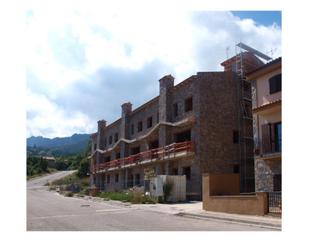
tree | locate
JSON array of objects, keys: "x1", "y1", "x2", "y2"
[
  {"x1": 77, "y1": 158, "x2": 89, "y2": 178},
  {"x1": 40, "y1": 157, "x2": 48, "y2": 172}
]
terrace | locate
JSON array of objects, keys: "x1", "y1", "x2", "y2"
[{"x1": 91, "y1": 141, "x2": 194, "y2": 173}]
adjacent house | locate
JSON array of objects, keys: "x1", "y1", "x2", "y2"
[
  {"x1": 90, "y1": 53, "x2": 263, "y2": 200},
  {"x1": 247, "y1": 57, "x2": 282, "y2": 192}
]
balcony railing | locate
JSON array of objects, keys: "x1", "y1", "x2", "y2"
[
  {"x1": 91, "y1": 141, "x2": 194, "y2": 173},
  {"x1": 254, "y1": 139, "x2": 281, "y2": 157}
]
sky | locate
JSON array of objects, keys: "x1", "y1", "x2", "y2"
[{"x1": 26, "y1": 3, "x2": 282, "y2": 138}]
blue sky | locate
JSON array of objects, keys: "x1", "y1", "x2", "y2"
[
  {"x1": 26, "y1": 5, "x2": 282, "y2": 138},
  {"x1": 232, "y1": 11, "x2": 281, "y2": 27}
]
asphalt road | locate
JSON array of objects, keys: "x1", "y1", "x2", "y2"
[{"x1": 27, "y1": 171, "x2": 273, "y2": 231}]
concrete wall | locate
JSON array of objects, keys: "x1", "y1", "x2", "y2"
[{"x1": 202, "y1": 174, "x2": 268, "y2": 215}]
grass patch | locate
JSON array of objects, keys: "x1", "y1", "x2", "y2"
[
  {"x1": 98, "y1": 191, "x2": 157, "y2": 204},
  {"x1": 48, "y1": 172, "x2": 90, "y2": 197},
  {"x1": 27, "y1": 168, "x2": 58, "y2": 181}
]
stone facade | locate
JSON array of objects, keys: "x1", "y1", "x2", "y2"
[{"x1": 90, "y1": 57, "x2": 258, "y2": 200}]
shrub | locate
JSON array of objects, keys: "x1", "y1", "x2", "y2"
[
  {"x1": 77, "y1": 158, "x2": 89, "y2": 178},
  {"x1": 163, "y1": 180, "x2": 174, "y2": 202},
  {"x1": 64, "y1": 191, "x2": 74, "y2": 197}
]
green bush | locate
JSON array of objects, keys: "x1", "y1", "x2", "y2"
[
  {"x1": 97, "y1": 191, "x2": 157, "y2": 204},
  {"x1": 77, "y1": 158, "x2": 89, "y2": 178},
  {"x1": 64, "y1": 192, "x2": 74, "y2": 197},
  {"x1": 163, "y1": 180, "x2": 174, "y2": 202}
]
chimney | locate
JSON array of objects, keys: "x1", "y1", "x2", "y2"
[
  {"x1": 121, "y1": 102, "x2": 132, "y2": 117},
  {"x1": 159, "y1": 74, "x2": 174, "y2": 89},
  {"x1": 120, "y1": 102, "x2": 132, "y2": 140},
  {"x1": 158, "y1": 74, "x2": 174, "y2": 147},
  {"x1": 97, "y1": 119, "x2": 106, "y2": 131},
  {"x1": 97, "y1": 120, "x2": 106, "y2": 151}
]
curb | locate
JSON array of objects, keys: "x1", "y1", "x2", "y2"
[{"x1": 176, "y1": 212, "x2": 281, "y2": 230}]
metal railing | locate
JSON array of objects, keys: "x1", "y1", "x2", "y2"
[
  {"x1": 268, "y1": 191, "x2": 281, "y2": 213},
  {"x1": 92, "y1": 141, "x2": 194, "y2": 173}
]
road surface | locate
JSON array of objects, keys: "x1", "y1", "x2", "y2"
[{"x1": 27, "y1": 171, "x2": 276, "y2": 231}]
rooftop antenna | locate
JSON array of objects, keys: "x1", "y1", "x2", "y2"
[
  {"x1": 266, "y1": 47, "x2": 277, "y2": 59},
  {"x1": 226, "y1": 46, "x2": 230, "y2": 60}
]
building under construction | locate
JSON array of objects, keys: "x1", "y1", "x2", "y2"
[{"x1": 90, "y1": 43, "x2": 270, "y2": 200}]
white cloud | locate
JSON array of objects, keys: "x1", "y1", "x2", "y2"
[
  {"x1": 27, "y1": 89, "x2": 95, "y2": 138},
  {"x1": 26, "y1": 3, "x2": 281, "y2": 138}
]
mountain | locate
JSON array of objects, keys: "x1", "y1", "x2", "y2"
[{"x1": 27, "y1": 133, "x2": 91, "y2": 157}]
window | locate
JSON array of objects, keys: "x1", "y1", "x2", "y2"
[
  {"x1": 233, "y1": 130, "x2": 239, "y2": 144},
  {"x1": 115, "y1": 173, "x2": 119, "y2": 183},
  {"x1": 109, "y1": 135, "x2": 112, "y2": 144},
  {"x1": 131, "y1": 146, "x2": 140, "y2": 155},
  {"x1": 138, "y1": 121, "x2": 143, "y2": 132},
  {"x1": 172, "y1": 168, "x2": 178, "y2": 175},
  {"x1": 131, "y1": 124, "x2": 134, "y2": 135},
  {"x1": 116, "y1": 152, "x2": 121, "y2": 159},
  {"x1": 173, "y1": 103, "x2": 178, "y2": 117},
  {"x1": 269, "y1": 74, "x2": 281, "y2": 94},
  {"x1": 157, "y1": 112, "x2": 159, "y2": 123},
  {"x1": 275, "y1": 122, "x2": 282, "y2": 152},
  {"x1": 233, "y1": 164, "x2": 240, "y2": 173},
  {"x1": 135, "y1": 174, "x2": 140, "y2": 185},
  {"x1": 147, "y1": 116, "x2": 153, "y2": 128},
  {"x1": 149, "y1": 140, "x2": 159, "y2": 149},
  {"x1": 104, "y1": 156, "x2": 111, "y2": 162},
  {"x1": 107, "y1": 175, "x2": 110, "y2": 184},
  {"x1": 261, "y1": 122, "x2": 282, "y2": 154},
  {"x1": 183, "y1": 167, "x2": 191, "y2": 180},
  {"x1": 94, "y1": 143, "x2": 97, "y2": 150},
  {"x1": 175, "y1": 129, "x2": 191, "y2": 143},
  {"x1": 185, "y1": 97, "x2": 193, "y2": 112},
  {"x1": 114, "y1": 133, "x2": 118, "y2": 143},
  {"x1": 103, "y1": 138, "x2": 107, "y2": 148},
  {"x1": 273, "y1": 174, "x2": 281, "y2": 191}
]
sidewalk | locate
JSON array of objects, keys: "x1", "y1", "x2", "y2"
[
  {"x1": 79, "y1": 196, "x2": 281, "y2": 230},
  {"x1": 131, "y1": 201, "x2": 281, "y2": 230}
]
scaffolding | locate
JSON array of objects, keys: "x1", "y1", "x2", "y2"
[{"x1": 234, "y1": 42, "x2": 272, "y2": 192}]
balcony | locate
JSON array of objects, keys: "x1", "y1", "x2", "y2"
[
  {"x1": 91, "y1": 141, "x2": 194, "y2": 174},
  {"x1": 254, "y1": 140, "x2": 281, "y2": 160}
]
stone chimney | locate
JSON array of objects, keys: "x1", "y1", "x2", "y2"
[
  {"x1": 159, "y1": 74, "x2": 174, "y2": 90},
  {"x1": 159, "y1": 75, "x2": 174, "y2": 123},
  {"x1": 121, "y1": 102, "x2": 132, "y2": 117},
  {"x1": 97, "y1": 119, "x2": 106, "y2": 131},
  {"x1": 158, "y1": 74, "x2": 174, "y2": 147},
  {"x1": 97, "y1": 119, "x2": 106, "y2": 151}
]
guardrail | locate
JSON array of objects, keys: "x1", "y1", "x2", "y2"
[{"x1": 92, "y1": 141, "x2": 194, "y2": 173}]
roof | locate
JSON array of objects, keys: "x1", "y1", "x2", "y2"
[
  {"x1": 246, "y1": 57, "x2": 281, "y2": 80},
  {"x1": 99, "y1": 74, "x2": 199, "y2": 130},
  {"x1": 252, "y1": 99, "x2": 281, "y2": 113}
]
